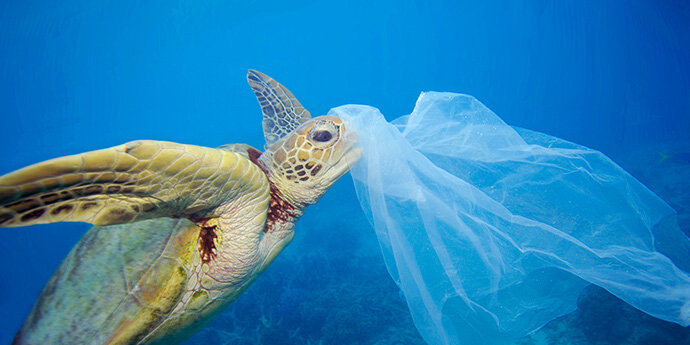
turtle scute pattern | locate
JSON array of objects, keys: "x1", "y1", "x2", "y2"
[
  {"x1": 14, "y1": 217, "x2": 203, "y2": 345},
  {"x1": 0, "y1": 140, "x2": 265, "y2": 228},
  {"x1": 11, "y1": 141, "x2": 273, "y2": 345}
]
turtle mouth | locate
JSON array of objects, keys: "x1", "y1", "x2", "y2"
[
  {"x1": 341, "y1": 146, "x2": 363, "y2": 169},
  {"x1": 331, "y1": 133, "x2": 362, "y2": 179}
]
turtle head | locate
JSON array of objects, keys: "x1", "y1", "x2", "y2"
[
  {"x1": 247, "y1": 70, "x2": 361, "y2": 209},
  {"x1": 259, "y1": 115, "x2": 361, "y2": 208}
]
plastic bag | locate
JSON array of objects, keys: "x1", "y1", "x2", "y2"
[{"x1": 330, "y1": 92, "x2": 690, "y2": 345}]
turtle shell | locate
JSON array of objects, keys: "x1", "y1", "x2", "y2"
[{"x1": 13, "y1": 217, "x2": 209, "y2": 345}]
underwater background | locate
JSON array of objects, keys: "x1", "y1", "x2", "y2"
[{"x1": 0, "y1": 1, "x2": 689, "y2": 344}]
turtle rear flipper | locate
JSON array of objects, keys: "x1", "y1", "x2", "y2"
[{"x1": 0, "y1": 140, "x2": 267, "y2": 227}]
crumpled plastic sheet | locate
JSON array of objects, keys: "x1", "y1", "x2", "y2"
[{"x1": 330, "y1": 92, "x2": 690, "y2": 345}]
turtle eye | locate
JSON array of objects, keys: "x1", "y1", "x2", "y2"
[
  {"x1": 312, "y1": 130, "x2": 333, "y2": 142},
  {"x1": 307, "y1": 119, "x2": 339, "y2": 147}
]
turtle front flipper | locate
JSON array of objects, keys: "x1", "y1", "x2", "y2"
[
  {"x1": 247, "y1": 69, "x2": 312, "y2": 149},
  {"x1": 0, "y1": 140, "x2": 267, "y2": 227}
]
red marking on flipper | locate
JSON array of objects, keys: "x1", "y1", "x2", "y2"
[
  {"x1": 247, "y1": 147, "x2": 262, "y2": 165},
  {"x1": 195, "y1": 219, "x2": 218, "y2": 264}
]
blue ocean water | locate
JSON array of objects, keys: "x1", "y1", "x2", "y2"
[{"x1": 0, "y1": 1, "x2": 688, "y2": 344}]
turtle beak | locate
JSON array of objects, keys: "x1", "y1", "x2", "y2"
[
  {"x1": 341, "y1": 143, "x2": 363, "y2": 169},
  {"x1": 331, "y1": 131, "x2": 362, "y2": 179}
]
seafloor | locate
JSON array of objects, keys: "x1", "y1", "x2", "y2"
[{"x1": 181, "y1": 141, "x2": 690, "y2": 345}]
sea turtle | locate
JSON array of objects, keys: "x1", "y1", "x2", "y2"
[{"x1": 0, "y1": 70, "x2": 361, "y2": 345}]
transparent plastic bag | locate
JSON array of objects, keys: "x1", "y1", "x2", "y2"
[{"x1": 331, "y1": 92, "x2": 690, "y2": 345}]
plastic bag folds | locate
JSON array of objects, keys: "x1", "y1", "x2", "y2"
[{"x1": 330, "y1": 92, "x2": 690, "y2": 345}]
